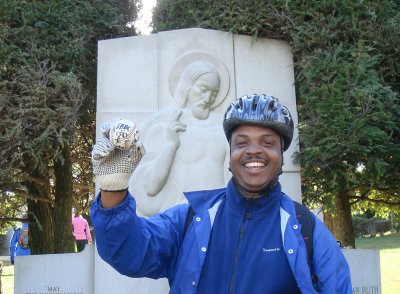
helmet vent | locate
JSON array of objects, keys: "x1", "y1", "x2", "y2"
[
  {"x1": 252, "y1": 97, "x2": 259, "y2": 111},
  {"x1": 237, "y1": 98, "x2": 243, "y2": 109},
  {"x1": 268, "y1": 98, "x2": 277, "y2": 111}
]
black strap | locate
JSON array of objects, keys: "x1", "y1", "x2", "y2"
[
  {"x1": 184, "y1": 206, "x2": 195, "y2": 236},
  {"x1": 294, "y1": 201, "x2": 321, "y2": 292},
  {"x1": 294, "y1": 202, "x2": 314, "y2": 269}
]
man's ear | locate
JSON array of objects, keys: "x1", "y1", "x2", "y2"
[
  {"x1": 228, "y1": 138, "x2": 233, "y2": 154},
  {"x1": 280, "y1": 137, "x2": 285, "y2": 166}
]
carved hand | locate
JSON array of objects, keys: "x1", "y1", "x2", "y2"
[{"x1": 165, "y1": 108, "x2": 186, "y2": 149}]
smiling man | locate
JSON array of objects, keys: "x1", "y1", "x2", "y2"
[
  {"x1": 91, "y1": 94, "x2": 352, "y2": 293},
  {"x1": 229, "y1": 125, "x2": 283, "y2": 197}
]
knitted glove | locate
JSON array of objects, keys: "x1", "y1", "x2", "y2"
[{"x1": 92, "y1": 121, "x2": 145, "y2": 191}]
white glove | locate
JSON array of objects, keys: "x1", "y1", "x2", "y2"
[{"x1": 92, "y1": 121, "x2": 145, "y2": 191}]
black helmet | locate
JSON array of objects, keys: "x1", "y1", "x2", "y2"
[{"x1": 223, "y1": 94, "x2": 294, "y2": 151}]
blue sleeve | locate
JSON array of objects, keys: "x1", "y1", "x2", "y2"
[
  {"x1": 90, "y1": 192, "x2": 188, "y2": 280},
  {"x1": 312, "y1": 217, "x2": 352, "y2": 293},
  {"x1": 9, "y1": 229, "x2": 19, "y2": 261}
]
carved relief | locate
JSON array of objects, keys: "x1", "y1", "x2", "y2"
[{"x1": 132, "y1": 54, "x2": 231, "y2": 216}]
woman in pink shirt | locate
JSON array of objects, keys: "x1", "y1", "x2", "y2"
[{"x1": 72, "y1": 211, "x2": 92, "y2": 252}]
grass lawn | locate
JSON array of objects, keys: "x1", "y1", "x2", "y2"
[
  {"x1": 1, "y1": 260, "x2": 14, "y2": 294},
  {"x1": 356, "y1": 231, "x2": 400, "y2": 294},
  {"x1": 1, "y1": 233, "x2": 399, "y2": 293}
]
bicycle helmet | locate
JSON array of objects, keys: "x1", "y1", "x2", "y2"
[{"x1": 223, "y1": 94, "x2": 294, "y2": 151}]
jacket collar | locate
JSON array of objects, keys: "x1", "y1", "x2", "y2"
[
  {"x1": 184, "y1": 178, "x2": 283, "y2": 216},
  {"x1": 226, "y1": 178, "x2": 282, "y2": 217},
  {"x1": 184, "y1": 187, "x2": 226, "y2": 214}
]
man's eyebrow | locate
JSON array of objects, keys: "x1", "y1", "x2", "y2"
[
  {"x1": 233, "y1": 133, "x2": 277, "y2": 138},
  {"x1": 232, "y1": 133, "x2": 248, "y2": 139},
  {"x1": 261, "y1": 134, "x2": 278, "y2": 138}
]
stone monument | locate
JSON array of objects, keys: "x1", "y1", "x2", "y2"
[
  {"x1": 94, "y1": 27, "x2": 300, "y2": 293},
  {"x1": 96, "y1": 28, "x2": 301, "y2": 211}
]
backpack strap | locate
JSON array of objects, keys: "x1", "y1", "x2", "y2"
[
  {"x1": 294, "y1": 202, "x2": 314, "y2": 268},
  {"x1": 294, "y1": 201, "x2": 321, "y2": 292},
  {"x1": 184, "y1": 206, "x2": 195, "y2": 236}
]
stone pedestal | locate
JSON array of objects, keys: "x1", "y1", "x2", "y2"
[
  {"x1": 14, "y1": 245, "x2": 94, "y2": 294},
  {"x1": 13, "y1": 246, "x2": 381, "y2": 293},
  {"x1": 343, "y1": 249, "x2": 382, "y2": 294}
]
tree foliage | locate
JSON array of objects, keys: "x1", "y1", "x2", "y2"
[
  {"x1": 0, "y1": 0, "x2": 140, "y2": 252},
  {"x1": 152, "y1": 0, "x2": 400, "y2": 247}
]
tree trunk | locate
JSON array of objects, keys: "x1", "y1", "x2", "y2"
[
  {"x1": 333, "y1": 190, "x2": 355, "y2": 248},
  {"x1": 26, "y1": 173, "x2": 54, "y2": 254},
  {"x1": 53, "y1": 144, "x2": 75, "y2": 253},
  {"x1": 323, "y1": 210, "x2": 334, "y2": 235}
]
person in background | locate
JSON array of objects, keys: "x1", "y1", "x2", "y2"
[
  {"x1": 9, "y1": 214, "x2": 31, "y2": 265},
  {"x1": 71, "y1": 210, "x2": 92, "y2": 252}
]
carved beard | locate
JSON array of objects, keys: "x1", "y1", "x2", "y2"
[{"x1": 190, "y1": 101, "x2": 211, "y2": 120}]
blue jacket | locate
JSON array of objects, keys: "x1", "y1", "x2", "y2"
[
  {"x1": 9, "y1": 223, "x2": 31, "y2": 264},
  {"x1": 91, "y1": 180, "x2": 352, "y2": 293}
]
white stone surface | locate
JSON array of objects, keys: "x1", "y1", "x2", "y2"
[
  {"x1": 94, "y1": 246, "x2": 168, "y2": 293},
  {"x1": 343, "y1": 249, "x2": 382, "y2": 294},
  {"x1": 97, "y1": 34, "x2": 159, "y2": 113},
  {"x1": 280, "y1": 172, "x2": 302, "y2": 203},
  {"x1": 14, "y1": 245, "x2": 94, "y2": 294},
  {"x1": 13, "y1": 246, "x2": 381, "y2": 294}
]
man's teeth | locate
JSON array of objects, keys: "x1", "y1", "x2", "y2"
[{"x1": 244, "y1": 162, "x2": 265, "y2": 168}]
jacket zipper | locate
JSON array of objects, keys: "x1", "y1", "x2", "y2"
[{"x1": 229, "y1": 201, "x2": 252, "y2": 294}]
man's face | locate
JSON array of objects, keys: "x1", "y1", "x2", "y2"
[
  {"x1": 229, "y1": 125, "x2": 283, "y2": 198},
  {"x1": 188, "y1": 72, "x2": 220, "y2": 120}
]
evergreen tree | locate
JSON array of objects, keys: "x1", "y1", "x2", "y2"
[
  {"x1": 0, "y1": 0, "x2": 140, "y2": 253},
  {"x1": 152, "y1": 0, "x2": 400, "y2": 247}
]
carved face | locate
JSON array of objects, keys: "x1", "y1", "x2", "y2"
[
  {"x1": 188, "y1": 71, "x2": 220, "y2": 120},
  {"x1": 229, "y1": 125, "x2": 283, "y2": 198}
]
